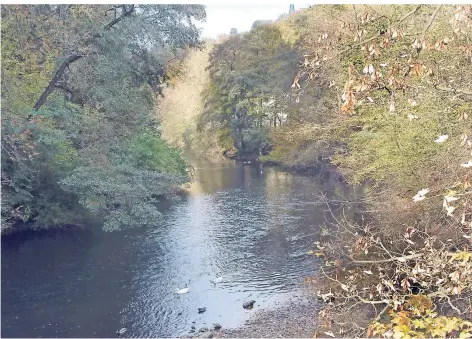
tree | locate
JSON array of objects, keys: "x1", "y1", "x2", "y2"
[
  {"x1": 230, "y1": 27, "x2": 238, "y2": 35},
  {"x1": 251, "y1": 20, "x2": 272, "y2": 30},
  {"x1": 1, "y1": 5, "x2": 206, "y2": 232},
  {"x1": 285, "y1": 5, "x2": 472, "y2": 336},
  {"x1": 200, "y1": 24, "x2": 299, "y2": 158}
]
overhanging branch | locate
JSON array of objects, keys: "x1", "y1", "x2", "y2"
[{"x1": 32, "y1": 5, "x2": 136, "y2": 111}]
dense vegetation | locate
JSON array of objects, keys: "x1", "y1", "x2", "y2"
[
  {"x1": 1, "y1": 5, "x2": 206, "y2": 232},
  {"x1": 3, "y1": 4, "x2": 472, "y2": 337},
  {"x1": 198, "y1": 24, "x2": 300, "y2": 159},
  {"x1": 178, "y1": 5, "x2": 472, "y2": 338}
]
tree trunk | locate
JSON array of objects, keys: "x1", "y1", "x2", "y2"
[
  {"x1": 33, "y1": 53, "x2": 83, "y2": 111},
  {"x1": 32, "y1": 5, "x2": 135, "y2": 111}
]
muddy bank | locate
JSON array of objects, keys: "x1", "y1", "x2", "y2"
[
  {"x1": 186, "y1": 292, "x2": 319, "y2": 338},
  {"x1": 221, "y1": 292, "x2": 319, "y2": 338}
]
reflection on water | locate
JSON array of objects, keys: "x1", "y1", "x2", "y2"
[{"x1": 1, "y1": 158, "x2": 360, "y2": 338}]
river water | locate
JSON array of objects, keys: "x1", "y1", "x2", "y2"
[{"x1": 1, "y1": 158, "x2": 360, "y2": 338}]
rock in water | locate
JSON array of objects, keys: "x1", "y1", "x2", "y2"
[
  {"x1": 199, "y1": 327, "x2": 209, "y2": 333},
  {"x1": 213, "y1": 323, "x2": 222, "y2": 330},
  {"x1": 198, "y1": 307, "x2": 206, "y2": 314},
  {"x1": 200, "y1": 332, "x2": 214, "y2": 338},
  {"x1": 242, "y1": 300, "x2": 256, "y2": 309},
  {"x1": 116, "y1": 328, "x2": 127, "y2": 335}
]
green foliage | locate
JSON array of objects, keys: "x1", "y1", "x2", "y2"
[
  {"x1": 125, "y1": 132, "x2": 189, "y2": 176},
  {"x1": 1, "y1": 5, "x2": 206, "y2": 233},
  {"x1": 60, "y1": 164, "x2": 187, "y2": 231},
  {"x1": 0, "y1": 6, "x2": 59, "y2": 114},
  {"x1": 200, "y1": 24, "x2": 300, "y2": 157},
  {"x1": 217, "y1": 126, "x2": 236, "y2": 152}
]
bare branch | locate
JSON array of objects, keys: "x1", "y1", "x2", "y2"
[
  {"x1": 350, "y1": 253, "x2": 422, "y2": 264},
  {"x1": 421, "y1": 5, "x2": 442, "y2": 43},
  {"x1": 339, "y1": 5, "x2": 422, "y2": 55}
]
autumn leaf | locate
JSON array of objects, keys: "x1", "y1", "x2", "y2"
[
  {"x1": 435, "y1": 135, "x2": 449, "y2": 143},
  {"x1": 461, "y1": 161, "x2": 472, "y2": 168}
]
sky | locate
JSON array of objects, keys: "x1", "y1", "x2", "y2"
[{"x1": 199, "y1": 4, "x2": 310, "y2": 39}]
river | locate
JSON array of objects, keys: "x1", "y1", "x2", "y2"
[{"x1": 1, "y1": 158, "x2": 360, "y2": 338}]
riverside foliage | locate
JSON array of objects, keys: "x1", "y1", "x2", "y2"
[
  {"x1": 1, "y1": 5, "x2": 206, "y2": 232},
  {"x1": 194, "y1": 4, "x2": 472, "y2": 337}
]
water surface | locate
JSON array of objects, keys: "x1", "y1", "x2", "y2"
[{"x1": 1, "y1": 159, "x2": 359, "y2": 337}]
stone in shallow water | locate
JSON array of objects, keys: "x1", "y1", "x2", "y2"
[
  {"x1": 243, "y1": 300, "x2": 256, "y2": 309},
  {"x1": 198, "y1": 307, "x2": 206, "y2": 314},
  {"x1": 213, "y1": 323, "x2": 222, "y2": 330},
  {"x1": 199, "y1": 327, "x2": 209, "y2": 333}
]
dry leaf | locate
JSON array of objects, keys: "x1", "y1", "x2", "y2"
[
  {"x1": 435, "y1": 135, "x2": 449, "y2": 143},
  {"x1": 461, "y1": 160, "x2": 472, "y2": 168}
]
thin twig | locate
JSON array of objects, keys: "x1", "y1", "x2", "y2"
[
  {"x1": 350, "y1": 253, "x2": 422, "y2": 264},
  {"x1": 421, "y1": 5, "x2": 442, "y2": 43},
  {"x1": 339, "y1": 5, "x2": 422, "y2": 55}
]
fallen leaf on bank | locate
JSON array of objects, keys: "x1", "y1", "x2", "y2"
[
  {"x1": 413, "y1": 188, "x2": 429, "y2": 202},
  {"x1": 461, "y1": 160, "x2": 472, "y2": 168},
  {"x1": 446, "y1": 206, "x2": 456, "y2": 216},
  {"x1": 418, "y1": 188, "x2": 430, "y2": 196},
  {"x1": 435, "y1": 135, "x2": 449, "y2": 143},
  {"x1": 413, "y1": 195, "x2": 426, "y2": 202},
  {"x1": 444, "y1": 195, "x2": 459, "y2": 203}
]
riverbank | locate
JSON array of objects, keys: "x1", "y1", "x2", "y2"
[
  {"x1": 183, "y1": 290, "x2": 320, "y2": 339},
  {"x1": 222, "y1": 293, "x2": 319, "y2": 338}
]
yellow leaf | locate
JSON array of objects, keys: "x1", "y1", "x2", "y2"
[
  {"x1": 430, "y1": 327, "x2": 447, "y2": 337},
  {"x1": 393, "y1": 325, "x2": 410, "y2": 339},
  {"x1": 412, "y1": 319, "x2": 426, "y2": 329}
]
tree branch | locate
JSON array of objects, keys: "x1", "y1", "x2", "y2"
[
  {"x1": 32, "y1": 5, "x2": 136, "y2": 111},
  {"x1": 103, "y1": 5, "x2": 134, "y2": 30},
  {"x1": 350, "y1": 253, "x2": 423, "y2": 264},
  {"x1": 33, "y1": 53, "x2": 83, "y2": 110},
  {"x1": 434, "y1": 84, "x2": 472, "y2": 96},
  {"x1": 421, "y1": 5, "x2": 442, "y2": 43},
  {"x1": 55, "y1": 83, "x2": 73, "y2": 94},
  {"x1": 339, "y1": 5, "x2": 422, "y2": 55}
]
